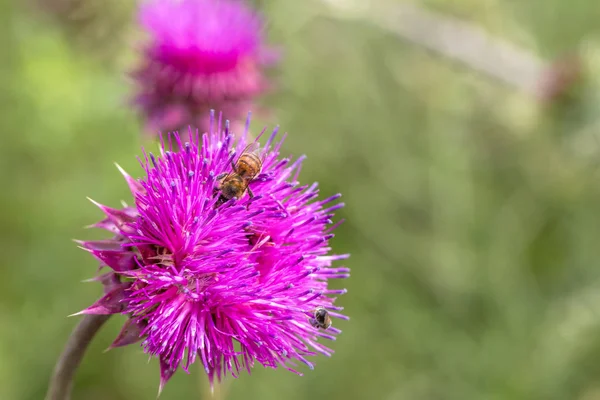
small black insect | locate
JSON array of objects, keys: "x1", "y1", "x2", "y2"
[{"x1": 309, "y1": 306, "x2": 332, "y2": 330}]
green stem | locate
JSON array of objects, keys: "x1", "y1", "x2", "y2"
[{"x1": 45, "y1": 314, "x2": 111, "y2": 400}]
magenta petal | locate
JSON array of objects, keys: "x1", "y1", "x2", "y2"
[
  {"x1": 115, "y1": 164, "x2": 145, "y2": 195},
  {"x1": 109, "y1": 318, "x2": 146, "y2": 349},
  {"x1": 137, "y1": 244, "x2": 159, "y2": 265},
  {"x1": 88, "y1": 198, "x2": 137, "y2": 234},
  {"x1": 76, "y1": 239, "x2": 122, "y2": 251},
  {"x1": 83, "y1": 272, "x2": 122, "y2": 294},
  {"x1": 86, "y1": 217, "x2": 118, "y2": 233},
  {"x1": 89, "y1": 249, "x2": 136, "y2": 272},
  {"x1": 158, "y1": 358, "x2": 178, "y2": 397},
  {"x1": 76, "y1": 283, "x2": 130, "y2": 315}
]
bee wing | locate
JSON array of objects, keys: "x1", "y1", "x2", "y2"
[
  {"x1": 234, "y1": 142, "x2": 262, "y2": 165},
  {"x1": 240, "y1": 142, "x2": 261, "y2": 156}
]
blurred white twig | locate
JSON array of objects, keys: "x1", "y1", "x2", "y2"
[{"x1": 323, "y1": 1, "x2": 553, "y2": 97}]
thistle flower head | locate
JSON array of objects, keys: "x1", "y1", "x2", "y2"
[
  {"x1": 77, "y1": 112, "x2": 349, "y2": 393},
  {"x1": 134, "y1": 0, "x2": 278, "y2": 136}
]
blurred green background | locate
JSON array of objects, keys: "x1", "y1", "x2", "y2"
[{"x1": 4, "y1": 0, "x2": 600, "y2": 399}]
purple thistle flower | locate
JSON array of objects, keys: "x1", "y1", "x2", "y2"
[
  {"x1": 133, "y1": 0, "x2": 278, "y2": 137},
  {"x1": 76, "y1": 112, "x2": 349, "y2": 394}
]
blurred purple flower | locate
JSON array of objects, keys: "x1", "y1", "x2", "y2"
[
  {"x1": 133, "y1": 0, "x2": 278, "y2": 137},
  {"x1": 76, "y1": 112, "x2": 349, "y2": 393}
]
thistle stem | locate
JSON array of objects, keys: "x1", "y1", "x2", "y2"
[{"x1": 46, "y1": 314, "x2": 111, "y2": 400}]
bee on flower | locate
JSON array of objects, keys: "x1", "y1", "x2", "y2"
[{"x1": 76, "y1": 111, "x2": 349, "y2": 394}]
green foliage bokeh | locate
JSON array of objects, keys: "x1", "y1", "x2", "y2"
[{"x1": 4, "y1": 0, "x2": 600, "y2": 399}]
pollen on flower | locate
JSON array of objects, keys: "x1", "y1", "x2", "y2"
[{"x1": 77, "y1": 111, "x2": 348, "y2": 392}]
